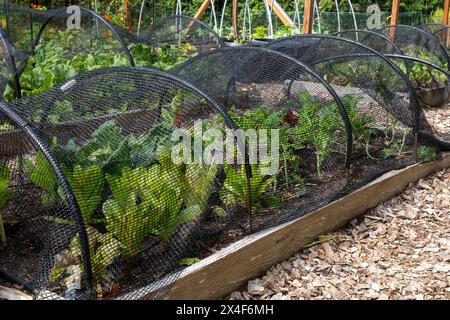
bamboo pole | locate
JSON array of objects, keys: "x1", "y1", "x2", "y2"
[
  {"x1": 267, "y1": 0, "x2": 294, "y2": 27},
  {"x1": 232, "y1": 0, "x2": 238, "y2": 39},
  {"x1": 302, "y1": 0, "x2": 314, "y2": 34}
]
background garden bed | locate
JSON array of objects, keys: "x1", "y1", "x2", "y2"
[{"x1": 120, "y1": 153, "x2": 450, "y2": 300}]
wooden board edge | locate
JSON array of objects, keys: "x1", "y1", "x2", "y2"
[{"x1": 151, "y1": 155, "x2": 450, "y2": 300}]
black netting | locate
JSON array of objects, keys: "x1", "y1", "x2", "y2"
[
  {"x1": 334, "y1": 29, "x2": 450, "y2": 108},
  {"x1": 387, "y1": 55, "x2": 450, "y2": 109},
  {"x1": 170, "y1": 46, "x2": 353, "y2": 233},
  {"x1": 0, "y1": 7, "x2": 225, "y2": 101},
  {"x1": 143, "y1": 15, "x2": 224, "y2": 53},
  {"x1": 0, "y1": 67, "x2": 238, "y2": 300},
  {"x1": 128, "y1": 15, "x2": 224, "y2": 70},
  {"x1": 0, "y1": 27, "x2": 23, "y2": 99},
  {"x1": 419, "y1": 23, "x2": 450, "y2": 51},
  {"x1": 333, "y1": 29, "x2": 403, "y2": 55},
  {"x1": 0, "y1": 5, "x2": 134, "y2": 101},
  {"x1": 0, "y1": 101, "x2": 92, "y2": 300},
  {"x1": 1, "y1": 5, "x2": 450, "y2": 301},
  {"x1": 376, "y1": 25, "x2": 450, "y2": 70},
  {"x1": 4, "y1": 5, "x2": 133, "y2": 62}
]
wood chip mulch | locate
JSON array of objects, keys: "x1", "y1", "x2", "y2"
[{"x1": 230, "y1": 168, "x2": 450, "y2": 300}]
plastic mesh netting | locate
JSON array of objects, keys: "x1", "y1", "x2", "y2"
[
  {"x1": 170, "y1": 46, "x2": 353, "y2": 233},
  {"x1": 333, "y1": 29, "x2": 403, "y2": 55},
  {"x1": 0, "y1": 5, "x2": 135, "y2": 101},
  {"x1": 142, "y1": 15, "x2": 224, "y2": 53},
  {"x1": 0, "y1": 8, "x2": 224, "y2": 101},
  {"x1": 419, "y1": 23, "x2": 450, "y2": 51},
  {"x1": 0, "y1": 67, "x2": 238, "y2": 300},
  {"x1": 0, "y1": 27, "x2": 22, "y2": 99},
  {"x1": 1, "y1": 10, "x2": 450, "y2": 301},
  {"x1": 334, "y1": 29, "x2": 450, "y2": 108}
]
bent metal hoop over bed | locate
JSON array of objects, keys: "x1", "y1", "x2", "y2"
[
  {"x1": 419, "y1": 23, "x2": 450, "y2": 49},
  {"x1": 3, "y1": 4, "x2": 134, "y2": 67},
  {"x1": 29, "y1": 7, "x2": 135, "y2": 66},
  {"x1": 333, "y1": 29, "x2": 403, "y2": 55},
  {"x1": 0, "y1": 66, "x2": 245, "y2": 300},
  {"x1": 170, "y1": 46, "x2": 353, "y2": 163}
]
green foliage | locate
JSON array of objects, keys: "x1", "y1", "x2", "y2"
[
  {"x1": 252, "y1": 26, "x2": 269, "y2": 39},
  {"x1": 381, "y1": 143, "x2": 402, "y2": 159},
  {"x1": 66, "y1": 165, "x2": 105, "y2": 223},
  {"x1": 399, "y1": 49, "x2": 449, "y2": 88},
  {"x1": 103, "y1": 153, "x2": 203, "y2": 255},
  {"x1": 0, "y1": 162, "x2": 15, "y2": 244},
  {"x1": 417, "y1": 146, "x2": 438, "y2": 163},
  {"x1": 70, "y1": 226, "x2": 123, "y2": 281},
  {"x1": 296, "y1": 91, "x2": 338, "y2": 178},
  {"x1": 24, "y1": 151, "x2": 61, "y2": 207},
  {"x1": 4, "y1": 30, "x2": 196, "y2": 101},
  {"x1": 381, "y1": 124, "x2": 411, "y2": 159},
  {"x1": 221, "y1": 164, "x2": 275, "y2": 209},
  {"x1": 4, "y1": 29, "x2": 131, "y2": 101}
]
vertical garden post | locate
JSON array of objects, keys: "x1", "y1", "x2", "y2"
[
  {"x1": 125, "y1": 0, "x2": 132, "y2": 30},
  {"x1": 389, "y1": 0, "x2": 400, "y2": 40},
  {"x1": 390, "y1": 0, "x2": 400, "y2": 26},
  {"x1": 303, "y1": 0, "x2": 314, "y2": 34}
]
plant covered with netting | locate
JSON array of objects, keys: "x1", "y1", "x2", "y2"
[
  {"x1": 0, "y1": 4, "x2": 223, "y2": 101},
  {"x1": 0, "y1": 67, "x2": 244, "y2": 299},
  {"x1": 376, "y1": 25, "x2": 450, "y2": 70},
  {"x1": 264, "y1": 34, "x2": 450, "y2": 144},
  {"x1": 334, "y1": 28, "x2": 450, "y2": 108},
  {"x1": 170, "y1": 46, "x2": 354, "y2": 233}
]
